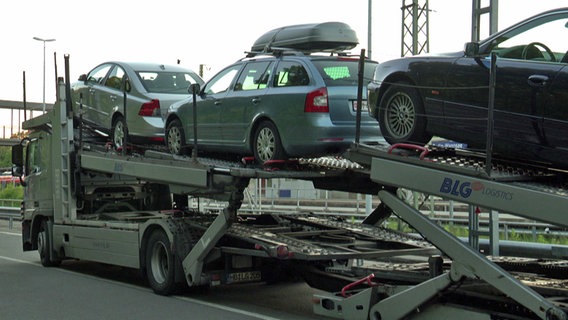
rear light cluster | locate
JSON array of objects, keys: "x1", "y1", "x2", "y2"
[
  {"x1": 138, "y1": 99, "x2": 161, "y2": 116},
  {"x1": 305, "y1": 87, "x2": 329, "y2": 113}
]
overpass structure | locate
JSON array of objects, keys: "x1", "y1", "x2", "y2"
[{"x1": 0, "y1": 99, "x2": 52, "y2": 143}]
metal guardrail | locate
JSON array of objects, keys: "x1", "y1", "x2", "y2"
[
  {"x1": 0, "y1": 199, "x2": 21, "y2": 207},
  {"x1": 0, "y1": 206, "x2": 20, "y2": 230}
]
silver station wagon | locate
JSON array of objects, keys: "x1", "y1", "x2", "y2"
[
  {"x1": 165, "y1": 22, "x2": 383, "y2": 163},
  {"x1": 71, "y1": 62, "x2": 203, "y2": 148}
]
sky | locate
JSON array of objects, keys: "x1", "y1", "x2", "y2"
[{"x1": 1, "y1": 0, "x2": 567, "y2": 126}]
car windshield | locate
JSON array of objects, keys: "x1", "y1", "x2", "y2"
[
  {"x1": 312, "y1": 58, "x2": 378, "y2": 86},
  {"x1": 138, "y1": 71, "x2": 201, "y2": 94},
  {"x1": 486, "y1": 12, "x2": 568, "y2": 61}
]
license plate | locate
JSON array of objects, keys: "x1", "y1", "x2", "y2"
[
  {"x1": 352, "y1": 100, "x2": 368, "y2": 112},
  {"x1": 227, "y1": 271, "x2": 262, "y2": 283}
]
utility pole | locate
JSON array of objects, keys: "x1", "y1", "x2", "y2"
[
  {"x1": 471, "y1": 0, "x2": 499, "y2": 41},
  {"x1": 401, "y1": 0, "x2": 429, "y2": 57},
  {"x1": 33, "y1": 37, "x2": 56, "y2": 113}
]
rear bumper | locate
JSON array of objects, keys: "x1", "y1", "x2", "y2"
[{"x1": 281, "y1": 124, "x2": 384, "y2": 158}]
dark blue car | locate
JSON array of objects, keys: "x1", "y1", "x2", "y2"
[{"x1": 368, "y1": 8, "x2": 568, "y2": 168}]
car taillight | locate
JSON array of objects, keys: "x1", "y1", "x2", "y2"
[
  {"x1": 305, "y1": 87, "x2": 329, "y2": 113},
  {"x1": 138, "y1": 99, "x2": 161, "y2": 116}
]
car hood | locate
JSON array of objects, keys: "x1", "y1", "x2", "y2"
[
  {"x1": 420, "y1": 50, "x2": 464, "y2": 58},
  {"x1": 383, "y1": 50, "x2": 464, "y2": 63},
  {"x1": 374, "y1": 51, "x2": 464, "y2": 82}
]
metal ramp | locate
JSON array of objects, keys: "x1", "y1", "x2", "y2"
[{"x1": 312, "y1": 144, "x2": 568, "y2": 320}]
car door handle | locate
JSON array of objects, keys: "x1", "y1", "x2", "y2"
[
  {"x1": 110, "y1": 95, "x2": 117, "y2": 101},
  {"x1": 214, "y1": 100, "x2": 222, "y2": 105},
  {"x1": 88, "y1": 88, "x2": 96, "y2": 94},
  {"x1": 251, "y1": 97, "x2": 261, "y2": 104},
  {"x1": 527, "y1": 74, "x2": 549, "y2": 88}
]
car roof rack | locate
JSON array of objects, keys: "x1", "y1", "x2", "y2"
[
  {"x1": 244, "y1": 47, "x2": 351, "y2": 58},
  {"x1": 247, "y1": 22, "x2": 359, "y2": 58}
]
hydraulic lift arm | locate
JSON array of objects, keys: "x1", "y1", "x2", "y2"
[
  {"x1": 181, "y1": 178, "x2": 249, "y2": 286},
  {"x1": 373, "y1": 190, "x2": 566, "y2": 320}
]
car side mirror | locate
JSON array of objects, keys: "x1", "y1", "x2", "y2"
[
  {"x1": 78, "y1": 74, "x2": 87, "y2": 82},
  {"x1": 124, "y1": 79, "x2": 132, "y2": 93},
  {"x1": 189, "y1": 83, "x2": 201, "y2": 95},
  {"x1": 464, "y1": 42, "x2": 480, "y2": 57}
]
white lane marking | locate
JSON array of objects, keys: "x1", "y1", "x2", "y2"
[
  {"x1": 0, "y1": 251, "x2": 281, "y2": 320},
  {"x1": 0, "y1": 255, "x2": 39, "y2": 266},
  {"x1": 0, "y1": 231, "x2": 21, "y2": 236},
  {"x1": 175, "y1": 295, "x2": 282, "y2": 320}
]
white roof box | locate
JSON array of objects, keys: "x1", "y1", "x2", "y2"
[{"x1": 251, "y1": 22, "x2": 358, "y2": 53}]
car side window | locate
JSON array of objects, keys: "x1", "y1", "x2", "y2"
[
  {"x1": 87, "y1": 64, "x2": 112, "y2": 84},
  {"x1": 104, "y1": 66, "x2": 125, "y2": 90},
  {"x1": 234, "y1": 61, "x2": 273, "y2": 91},
  {"x1": 204, "y1": 65, "x2": 241, "y2": 95},
  {"x1": 138, "y1": 71, "x2": 201, "y2": 93},
  {"x1": 490, "y1": 16, "x2": 568, "y2": 63},
  {"x1": 273, "y1": 62, "x2": 310, "y2": 87}
]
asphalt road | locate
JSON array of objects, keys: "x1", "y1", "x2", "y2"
[{"x1": 0, "y1": 222, "x2": 330, "y2": 320}]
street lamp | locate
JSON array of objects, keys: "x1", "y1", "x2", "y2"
[{"x1": 33, "y1": 36, "x2": 56, "y2": 112}]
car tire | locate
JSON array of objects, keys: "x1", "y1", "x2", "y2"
[
  {"x1": 253, "y1": 121, "x2": 286, "y2": 163},
  {"x1": 378, "y1": 82, "x2": 432, "y2": 145},
  {"x1": 112, "y1": 116, "x2": 128, "y2": 149},
  {"x1": 38, "y1": 219, "x2": 61, "y2": 267},
  {"x1": 145, "y1": 229, "x2": 179, "y2": 295},
  {"x1": 166, "y1": 119, "x2": 187, "y2": 155}
]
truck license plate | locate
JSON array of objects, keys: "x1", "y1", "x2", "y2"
[{"x1": 227, "y1": 271, "x2": 262, "y2": 283}]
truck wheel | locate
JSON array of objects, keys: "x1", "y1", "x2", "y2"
[
  {"x1": 166, "y1": 119, "x2": 187, "y2": 155},
  {"x1": 253, "y1": 121, "x2": 286, "y2": 163},
  {"x1": 379, "y1": 82, "x2": 432, "y2": 145},
  {"x1": 38, "y1": 219, "x2": 61, "y2": 267},
  {"x1": 146, "y1": 229, "x2": 178, "y2": 295}
]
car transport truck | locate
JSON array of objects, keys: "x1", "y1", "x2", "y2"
[{"x1": 12, "y1": 49, "x2": 568, "y2": 320}]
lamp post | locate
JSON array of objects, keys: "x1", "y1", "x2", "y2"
[{"x1": 33, "y1": 36, "x2": 56, "y2": 113}]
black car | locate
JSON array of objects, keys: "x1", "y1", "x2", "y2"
[{"x1": 368, "y1": 8, "x2": 568, "y2": 168}]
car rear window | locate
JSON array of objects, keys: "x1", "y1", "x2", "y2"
[
  {"x1": 138, "y1": 71, "x2": 201, "y2": 94},
  {"x1": 311, "y1": 59, "x2": 378, "y2": 86}
]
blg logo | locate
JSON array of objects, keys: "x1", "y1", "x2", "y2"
[{"x1": 439, "y1": 178, "x2": 483, "y2": 199}]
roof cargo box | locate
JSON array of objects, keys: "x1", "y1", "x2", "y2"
[{"x1": 251, "y1": 22, "x2": 358, "y2": 53}]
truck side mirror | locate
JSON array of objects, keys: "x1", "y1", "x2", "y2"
[
  {"x1": 78, "y1": 74, "x2": 88, "y2": 82},
  {"x1": 11, "y1": 143, "x2": 27, "y2": 186},
  {"x1": 11, "y1": 165, "x2": 23, "y2": 177},
  {"x1": 12, "y1": 144, "x2": 24, "y2": 168}
]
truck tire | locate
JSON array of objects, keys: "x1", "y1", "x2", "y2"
[
  {"x1": 146, "y1": 229, "x2": 178, "y2": 295},
  {"x1": 38, "y1": 219, "x2": 61, "y2": 267}
]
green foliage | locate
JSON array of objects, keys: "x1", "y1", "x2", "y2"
[
  {"x1": 385, "y1": 218, "x2": 568, "y2": 245},
  {"x1": 0, "y1": 146, "x2": 12, "y2": 168},
  {"x1": 0, "y1": 184, "x2": 23, "y2": 206},
  {"x1": 444, "y1": 225, "x2": 469, "y2": 238}
]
